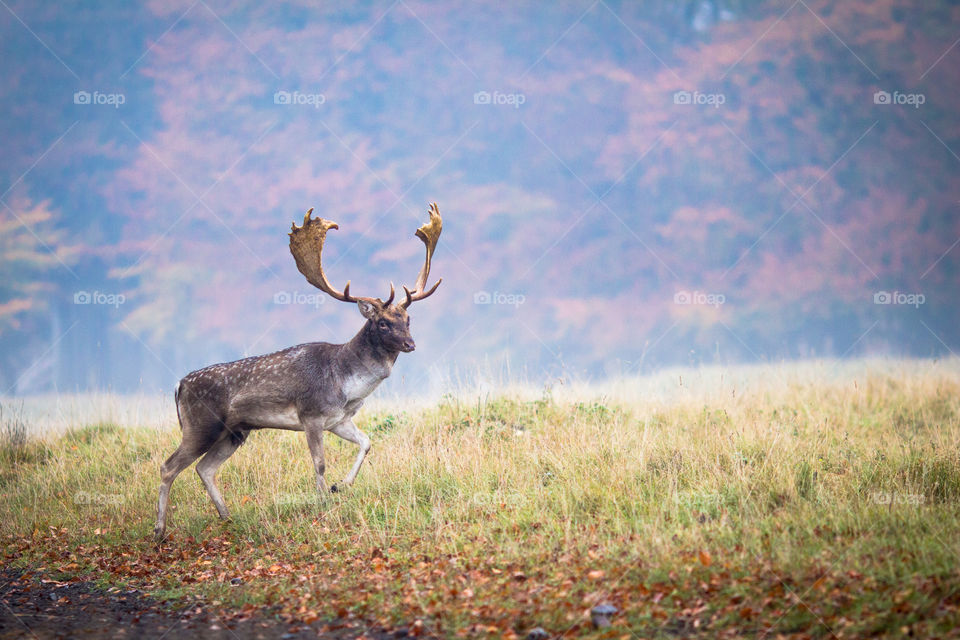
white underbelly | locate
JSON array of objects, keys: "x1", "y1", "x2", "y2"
[{"x1": 241, "y1": 405, "x2": 302, "y2": 430}]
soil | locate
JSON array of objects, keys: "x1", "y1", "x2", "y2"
[{"x1": 0, "y1": 570, "x2": 401, "y2": 640}]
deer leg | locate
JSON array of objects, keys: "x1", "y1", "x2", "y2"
[
  {"x1": 196, "y1": 431, "x2": 245, "y2": 520},
  {"x1": 328, "y1": 419, "x2": 371, "y2": 489},
  {"x1": 304, "y1": 425, "x2": 328, "y2": 492},
  {"x1": 155, "y1": 439, "x2": 212, "y2": 541}
]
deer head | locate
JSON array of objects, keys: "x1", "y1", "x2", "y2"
[{"x1": 288, "y1": 203, "x2": 443, "y2": 353}]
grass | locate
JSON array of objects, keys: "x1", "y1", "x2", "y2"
[{"x1": 2, "y1": 359, "x2": 960, "y2": 637}]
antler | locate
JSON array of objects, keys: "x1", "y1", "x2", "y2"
[
  {"x1": 289, "y1": 208, "x2": 394, "y2": 305},
  {"x1": 401, "y1": 202, "x2": 443, "y2": 308}
]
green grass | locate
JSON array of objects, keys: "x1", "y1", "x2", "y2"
[{"x1": 2, "y1": 360, "x2": 960, "y2": 637}]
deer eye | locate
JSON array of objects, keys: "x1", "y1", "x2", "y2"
[{"x1": 378, "y1": 321, "x2": 388, "y2": 330}]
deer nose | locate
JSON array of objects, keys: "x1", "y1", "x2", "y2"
[{"x1": 403, "y1": 339, "x2": 416, "y2": 352}]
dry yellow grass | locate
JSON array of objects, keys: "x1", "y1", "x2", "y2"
[{"x1": 2, "y1": 357, "x2": 959, "y2": 636}]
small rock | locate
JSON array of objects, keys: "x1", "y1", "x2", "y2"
[
  {"x1": 230, "y1": 577, "x2": 243, "y2": 586},
  {"x1": 49, "y1": 592, "x2": 57, "y2": 601},
  {"x1": 590, "y1": 603, "x2": 618, "y2": 628},
  {"x1": 527, "y1": 627, "x2": 549, "y2": 640},
  {"x1": 394, "y1": 628, "x2": 409, "y2": 638},
  {"x1": 280, "y1": 634, "x2": 296, "y2": 640}
]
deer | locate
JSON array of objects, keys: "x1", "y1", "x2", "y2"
[{"x1": 153, "y1": 203, "x2": 443, "y2": 540}]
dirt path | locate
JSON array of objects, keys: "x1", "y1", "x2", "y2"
[{"x1": 0, "y1": 571, "x2": 398, "y2": 640}]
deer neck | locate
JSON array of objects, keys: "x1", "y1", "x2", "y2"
[{"x1": 341, "y1": 321, "x2": 399, "y2": 381}]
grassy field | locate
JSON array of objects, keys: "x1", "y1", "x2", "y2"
[{"x1": 2, "y1": 359, "x2": 960, "y2": 638}]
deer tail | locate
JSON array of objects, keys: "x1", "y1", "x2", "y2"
[{"x1": 174, "y1": 382, "x2": 183, "y2": 431}]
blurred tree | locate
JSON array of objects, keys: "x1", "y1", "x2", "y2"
[
  {"x1": 538, "y1": 0, "x2": 960, "y2": 365},
  {"x1": 4, "y1": 0, "x2": 958, "y2": 390},
  {"x1": 0, "y1": 198, "x2": 77, "y2": 391},
  {"x1": 0, "y1": 199, "x2": 74, "y2": 335}
]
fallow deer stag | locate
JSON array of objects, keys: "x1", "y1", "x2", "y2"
[{"x1": 154, "y1": 203, "x2": 443, "y2": 540}]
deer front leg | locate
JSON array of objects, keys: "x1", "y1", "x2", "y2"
[
  {"x1": 304, "y1": 425, "x2": 328, "y2": 493},
  {"x1": 328, "y1": 419, "x2": 371, "y2": 490}
]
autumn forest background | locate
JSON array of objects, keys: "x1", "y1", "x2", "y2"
[{"x1": 2, "y1": 0, "x2": 958, "y2": 394}]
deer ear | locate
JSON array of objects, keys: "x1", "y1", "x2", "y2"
[{"x1": 357, "y1": 300, "x2": 378, "y2": 319}]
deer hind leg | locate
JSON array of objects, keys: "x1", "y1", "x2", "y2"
[
  {"x1": 155, "y1": 398, "x2": 224, "y2": 541},
  {"x1": 155, "y1": 433, "x2": 218, "y2": 541},
  {"x1": 328, "y1": 419, "x2": 371, "y2": 490},
  {"x1": 196, "y1": 429, "x2": 246, "y2": 520}
]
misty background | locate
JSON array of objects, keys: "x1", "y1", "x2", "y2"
[{"x1": 2, "y1": 0, "x2": 958, "y2": 397}]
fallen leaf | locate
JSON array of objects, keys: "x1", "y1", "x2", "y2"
[{"x1": 699, "y1": 550, "x2": 713, "y2": 567}]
